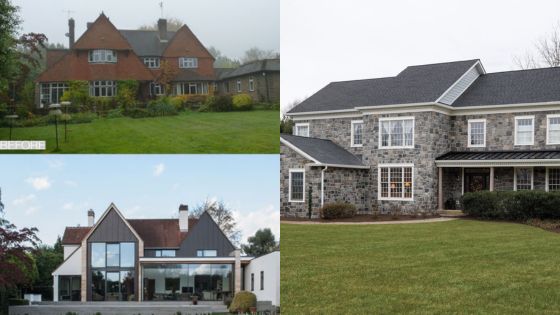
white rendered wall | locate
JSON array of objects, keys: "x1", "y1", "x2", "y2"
[
  {"x1": 63, "y1": 245, "x2": 79, "y2": 260},
  {"x1": 244, "y1": 251, "x2": 280, "y2": 306},
  {"x1": 52, "y1": 246, "x2": 82, "y2": 302}
]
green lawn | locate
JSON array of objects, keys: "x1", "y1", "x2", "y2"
[
  {"x1": 0, "y1": 110, "x2": 279, "y2": 153},
  {"x1": 281, "y1": 220, "x2": 560, "y2": 314}
]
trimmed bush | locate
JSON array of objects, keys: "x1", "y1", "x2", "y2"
[
  {"x1": 116, "y1": 80, "x2": 139, "y2": 110},
  {"x1": 8, "y1": 298, "x2": 29, "y2": 306},
  {"x1": 462, "y1": 191, "x2": 560, "y2": 220},
  {"x1": 202, "y1": 95, "x2": 232, "y2": 112},
  {"x1": 228, "y1": 291, "x2": 256, "y2": 313},
  {"x1": 124, "y1": 108, "x2": 151, "y2": 118},
  {"x1": 320, "y1": 202, "x2": 357, "y2": 219},
  {"x1": 147, "y1": 97, "x2": 178, "y2": 117},
  {"x1": 232, "y1": 93, "x2": 253, "y2": 111}
]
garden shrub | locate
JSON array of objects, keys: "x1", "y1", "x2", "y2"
[
  {"x1": 8, "y1": 298, "x2": 29, "y2": 306},
  {"x1": 228, "y1": 291, "x2": 256, "y2": 313},
  {"x1": 61, "y1": 81, "x2": 90, "y2": 109},
  {"x1": 116, "y1": 80, "x2": 139, "y2": 110},
  {"x1": 462, "y1": 191, "x2": 560, "y2": 220},
  {"x1": 232, "y1": 93, "x2": 253, "y2": 111},
  {"x1": 147, "y1": 97, "x2": 178, "y2": 117},
  {"x1": 124, "y1": 108, "x2": 151, "y2": 118},
  {"x1": 106, "y1": 108, "x2": 124, "y2": 119},
  {"x1": 202, "y1": 95, "x2": 232, "y2": 112},
  {"x1": 185, "y1": 95, "x2": 207, "y2": 109},
  {"x1": 320, "y1": 201, "x2": 357, "y2": 219},
  {"x1": 0, "y1": 103, "x2": 7, "y2": 118},
  {"x1": 170, "y1": 96, "x2": 185, "y2": 111}
]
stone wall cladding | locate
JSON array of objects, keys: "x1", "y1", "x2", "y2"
[
  {"x1": 323, "y1": 168, "x2": 371, "y2": 214},
  {"x1": 280, "y1": 143, "x2": 314, "y2": 217}
]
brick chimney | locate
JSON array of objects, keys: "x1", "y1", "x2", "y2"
[
  {"x1": 179, "y1": 204, "x2": 189, "y2": 231},
  {"x1": 87, "y1": 209, "x2": 95, "y2": 227},
  {"x1": 158, "y1": 18, "x2": 168, "y2": 42},
  {"x1": 67, "y1": 18, "x2": 75, "y2": 48}
]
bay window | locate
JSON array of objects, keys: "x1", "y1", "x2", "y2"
[
  {"x1": 379, "y1": 117, "x2": 414, "y2": 148},
  {"x1": 378, "y1": 164, "x2": 413, "y2": 200},
  {"x1": 40, "y1": 82, "x2": 68, "y2": 106},
  {"x1": 468, "y1": 119, "x2": 486, "y2": 147},
  {"x1": 90, "y1": 81, "x2": 116, "y2": 97},
  {"x1": 89, "y1": 50, "x2": 117, "y2": 63},
  {"x1": 514, "y1": 116, "x2": 534, "y2": 145}
]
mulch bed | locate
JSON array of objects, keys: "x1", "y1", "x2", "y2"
[{"x1": 281, "y1": 214, "x2": 441, "y2": 223}]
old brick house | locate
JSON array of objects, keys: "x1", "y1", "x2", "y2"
[
  {"x1": 217, "y1": 59, "x2": 280, "y2": 103},
  {"x1": 281, "y1": 59, "x2": 560, "y2": 217}
]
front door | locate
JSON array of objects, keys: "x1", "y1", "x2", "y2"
[{"x1": 464, "y1": 169, "x2": 490, "y2": 193}]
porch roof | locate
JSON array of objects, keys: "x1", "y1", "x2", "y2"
[{"x1": 435, "y1": 150, "x2": 560, "y2": 167}]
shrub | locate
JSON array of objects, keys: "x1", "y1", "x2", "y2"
[
  {"x1": 319, "y1": 201, "x2": 357, "y2": 219},
  {"x1": 232, "y1": 93, "x2": 253, "y2": 111},
  {"x1": 202, "y1": 95, "x2": 232, "y2": 112},
  {"x1": 61, "y1": 81, "x2": 90, "y2": 108},
  {"x1": 116, "y1": 80, "x2": 139, "y2": 110},
  {"x1": 147, "y1": 97, "x2": 178, "y2": 117},
  {"x1": 462, "y1": 191, "x2": 560, "y2": 220},
  {"x1": 91, "y1": 97, "x2": 117, "y2": 113},
  {"x1": 8, "y1": 298, "x2": 29, "y2": 306},
  {"x1": 170, "y1": 96, "x2": 185, "y2": 111},
  {"x1": 0, "y1": 103, "x2": 7, "y2": 118},
  {"x1": 124, "y1": 108, "x2": 151, "y2": 118},
  {"x1": 228, "y1": 291, "x2": 256, "y2": 313},
  {"x1": 106, "y1": 108, "x2": 124, "y2": 119}
]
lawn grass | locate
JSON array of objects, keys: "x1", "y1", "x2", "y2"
[
  {"x1": 281, "y1": 219, "x2": 560, "y2": 314},
  {"x1": 0, "y1": 110, "x2": 279, "y2": 153}
]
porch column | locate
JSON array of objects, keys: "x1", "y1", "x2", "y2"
[
  {"x1": 234, "y1": 249, "x2": 241, "y2": 293},
  {"x1": 438, "y1": 167, "x2": 443, "y2": 210},
  {"x1": 53, "y1": 275, "x2": 59, "y2": 302},
  {"x1": 490, "y1": 167, "x2": 495, "y2": 191}
]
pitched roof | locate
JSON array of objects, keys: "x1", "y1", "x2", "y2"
[
  {"x1": 436, "y1": 150, "x2": 560, "y2": 161},
  {"x1": 218, "y1": 59, "x2": 280, "y2": 80},
  {"x1": 119, "y1": 30, "x2": 176, "y2": 56},
  {"x1": 281, "y1": 134, "x2": 367, "y2": 168},
  {"x1": 72, "y1": 13, "x2": 133, "y2": 50},
  {"x1": 62, "y1": 227, "x2": 91, "y2": 245},
  {"x1": 289, "y1": 59, "x2": 479, "y2": 113}
]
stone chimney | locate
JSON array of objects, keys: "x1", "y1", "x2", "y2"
[
  {"x1": 67, "y1": 18, "x2": 75, "y2": 48},
  {"x1": 158, "y1": 18, "x2": 168, "y2": 42},
  {"x1": 87, "y1": 209, "x2": 95, "y2": 227},
  {"x1": 179, "y1": 204, "x2": 189, "y2": 232}
]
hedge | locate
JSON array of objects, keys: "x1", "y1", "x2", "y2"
[
  {"x1": 319, "y1": 202, "x2": 357, "y2": 219},
  {"x1": 462, "y1": 190, "x2": 560, "y2": 220},
  {"x1": 228, "y1": 291, "x2": 256, "y2": 313}
]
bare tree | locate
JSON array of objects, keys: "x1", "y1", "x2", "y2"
[
  {"x1": 190, "y1": 198, "x2": 241, "y2": 245},
  {"x1": 514, "y1": 23, "x2": 560, "y2": 69},
  {"x1": 241, "y1": 47, "x2": 278, "y2": 64},
  {"x1": 207, "y1": 46, "x2": 240, "y2": 68},
  {"x1": 139, "y1": 17, "x2": 184, "y2": 32},
  {"x1": 280, "y1": 98, "x2": 304, "y2": 134}
]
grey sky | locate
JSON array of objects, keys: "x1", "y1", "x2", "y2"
[
  {"x1": 13, "y1": 0, "x2": 279, "y2": 59},
  {"x1": 281, "y1": 0, "x2": 560, "y2": 110}
]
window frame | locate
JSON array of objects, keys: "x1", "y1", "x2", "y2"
[
  {"x1": 514, "y1": 115, "x2": 535, "y2": 146},
  {"x1": 546, "y1": 167, "x2": 560, "y2": 192},
  {"x1": 378, "y1": 116, "x2": 415, "y2": 149},
  {"x1": 89, "y1": 80, "x2": 117, "y2": 97},
  {"x1": 514, "y1": 167, "x2": 534, "y2": 191},
  {"x1": 236, "y1": 80, "x2": 242, "y2": 92},
  {"x1": 351, "y1": 120, "x2": 364, "y2": 148},
  {"x1": 288, "y1": 168, "x2": 305, "y2": 203},
  {"x1": 88, "y1": 49, "x2": 117, "y2": 64},
  {"x1": 143, "y1": 57, "x2": 160, "y2": 69},
  {"x1": 294, "y1": 123, "x2": 310, "y2": 137},
  {"x1": 249, "y1": 77, "x2": 255, "y2": 92},
  {"x1": 467, "y1": 119, "x2": 486, "y2": 148},
  {"x1": 250, "y1": 273, "x2": 254, "y2": 291},
  {"x1": 196, "y1": 249, "x2": 218, "y2": 257},
  {"x1": 260, "y1": 271, "x2": 264, "y2": 290},
  {"x1": 377, "y1": 163, "x2": 414, "y2": 201},
  {"x1": 179, "y1": 57, "x2": 198, "y2": 69},
  {"x1": 546, "y1": 114, "x2": 560, "y2": 145}
]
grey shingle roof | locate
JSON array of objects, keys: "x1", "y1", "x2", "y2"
[
  {"x1": 289, "y1": 59, "x2": 479, "y2": 113},
  {"x1": 281, "y1": 134, "x2": 367, "y2": 167},
  {"x1": 218, "y1": 59, "x2": 280, "y2": 80},
  {"x1": 119, "y1": 30, "x2": 176, "y2": 56},
  {"x1": 453, "y1": 67, "x2": 560, "y2": 107},
  {"x1": 436, "y1": 150, "x2": 560, "y2": 161}
]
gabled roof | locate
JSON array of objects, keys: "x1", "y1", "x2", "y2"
[
  {"x1": 281, "y1": 134, "x2": 368, "y2": 168},
  {"x1": 119, "y1": 30, "x2": 176, "y2": 56},
  {"x1": 62, "y1": 227, "x2": 90, "y2": 245},
  {"x1": 72, "y1": 13, "x2": 133, "y2": 50},
  {"x1": 128, "y1": 218, "x2": 198, "y2": 248},
  {"x1": 218, "y1": 59, "x2": 280, "y2": 80}
]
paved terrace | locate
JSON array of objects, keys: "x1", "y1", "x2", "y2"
[{"x1": 9, "y1": 301, "x2": 227, "y2": 315}]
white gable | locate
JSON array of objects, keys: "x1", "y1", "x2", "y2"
[
  {"x1": 438, "y1": 61, "x2": 485, "y2": 105},
  {"x1": 53, "y1": 246, "x2": 82, "y2": 276}
]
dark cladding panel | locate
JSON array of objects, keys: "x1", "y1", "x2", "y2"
[
  {"x1": 177, "y1": 212, "x2": 235, "y2": 257},
  {"x1": 88, "y1": 208, "x2": 138, "y2": 243}
]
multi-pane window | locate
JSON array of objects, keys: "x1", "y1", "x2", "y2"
[
  {"x1": 90, "y1": 81, "x2": 116, "y2": 97},
  {"x1": 155, "y1": 249, "x2": 176, "y2": 257},
  {"x1": 379, "y1": 165, "x2": 413, "y2": 200},
  {"x1": 351, "y1": 120, "x2": 363, "y2": 147},
  {"x1": 548, "y1": 168, "x2": 560, "y2": 191},
  {"x1": 40, "y1": 82, "x2": 68, "y2": 106},
  {"x1": 515, "y1": 168, "x2": 533, "y2": 191},
  {"x1": 249, "y1": 78, "x2": 255, "y2": 91},
  {"x1": 515, "y1": 116, "x2": 534, "y2": 145},
  {"x1": 236, "y1": 80, "x2": 242, "y2": 92},
  {"x1": 379, "y1": 117, "x2": 414, "y2": 148},
  {"x1": 143, "y1": 57, "x2": 160, "y2": 69},
  {"x1": 90, "y1": 242, "x2": 135, "y2": 301},
  {"x1": 289, "y1": 169, "x2": 304, "y2": 202},
  {"x1": 179, "y1": 57, "x2": 198, "y2": 68},
  {"x1": 88, "y1": 50, "x2": 117, "y2": 63},
  {"x1": 547, "y1": 115, "x2": 560, "y2": 144},
  {"x1": 177, "y1": 82, "x2": 209, "y2": 95},
  {"x1": 150, "y1": 82, "x2": 164, "y2": 96},
  {"x1": 196, "y1": 249, "x2": 217, "y2": 257},
  {"x1": 468, "y1": 119, "x2": 486, "y2": 147},
  {"x1": 294, "y1": 123, "x2": 309, "y2": 137}
]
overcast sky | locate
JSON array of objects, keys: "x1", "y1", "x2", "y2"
[
  {"x1": 0, "y1": 155, "x2": 279, "y2": 246},
  {"x1": 13, "y1": 0, "x2": 279, "y2": 59},
  {"x1": 281, "y1": 0, "x2": 560, "y2": 110}
]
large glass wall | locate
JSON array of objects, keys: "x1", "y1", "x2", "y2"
[
  {"x1": 58, "y1": 276, "x2": 81, "y2": 301},
  {"x1": 90, "y1": 242, "x2": 135, "y2": 301},
  {"x1": 143, "y1": 264, "x2": 233, "y2": 301}
]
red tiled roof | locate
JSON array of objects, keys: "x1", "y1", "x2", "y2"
[{"x1": 62, "y1": 227, "x2": 91, "y2": 245}]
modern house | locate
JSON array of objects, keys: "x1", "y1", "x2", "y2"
[
  {"x1": 36, "y1": 13, "x2": 280, "y2": 107},
  {"x1": 281, "y1": 59, "x2": 560, "y2": 217},
  {"x1": 216, "y1": 59, "x2": 280, "y2": 103},
  {"x1": 52, "y1": 203, "x2": 279, "y2": 306}
]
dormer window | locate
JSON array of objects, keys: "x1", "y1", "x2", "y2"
[
  {"x1": 179, "y1": 57, "x2": 198, "y2": 69},
  {"x1": 88, "y1": 49, "x2": 117, "y2": 63},
  {"x1": 143, "y1": 57, "x2": 160, "y2": 69}
]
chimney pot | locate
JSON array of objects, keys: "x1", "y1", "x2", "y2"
[
  {"x1": 179, "y1": 204, "x2": 189, "y2": 232},
  {"x1": 158, "y1": 18, "x2": 168, "y2": 42},
  {"x1": 87, "y1": 209, "x2": 95, "y2": 227}
]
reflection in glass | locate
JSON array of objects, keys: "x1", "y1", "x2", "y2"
[
  {"x1": 91, "y1": 243, "x2": 105, "y2": 268},
  {"x1": 120, "y1": 243, "x2": 135, "y2": 267},
  {"x1": 106, "y1": 244, "x2": 120, "y2": 267},
  {"x1": 92, "y1": 271, "x2": 106, "y2": 301},
  {"x1": 106, "y1": 272, "x2": 120, "y2": 301}
]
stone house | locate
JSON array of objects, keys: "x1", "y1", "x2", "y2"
[
  {"x1": 216, "y1": 59, "x2": 280, "y2": 103},
  {"x1": 281, "y1": 59, "x2": 560, "y2": 217}
]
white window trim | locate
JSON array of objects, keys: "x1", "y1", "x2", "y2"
[
  {"x1": 546, "y1": 114, "x2": 560, "y2": 145},
  {"x1": 288, "y1": 168, "x2": 305, "y2": 203},
  {"x1": 467, "y1": 119, "x2": 486, "y2": 148},
  {"x1": 249, "y1": 77, "x2": 255, "y2": 92},
  {"x1": 351, "y1": 120, "x2": 364, "y2": 148},
  {"x1": 236, "y1": 80, "x2": 242, "y2": 92},
  {"x1": 378, "y1": 116, "x2": 415, "y2": 149},
  {"x1": 514, "y1": 167, "x2": 534, "y2": 191},
  {"x1": 143, "y1": 57, "x2": 160, "y2": 69},
  {"x1": 294, "y1": 123, "x2": 310, "y2": 137},
  {"x1": 514, "y1": 115, "x2": 535, "y2": 146},
  {"x1": 179, "y1": 57, "x2": 198, "y2": 69},
  {"x1": 88, "y1": 49, "x2": 117, "y2": 64},
  {"x1": 377, "y1": 163, "x2": 414, "y2": 201},
  {"x1": 546, "y1": 167, "x2": 560, "y2": 192}
]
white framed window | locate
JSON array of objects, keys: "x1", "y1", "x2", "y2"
[
  {"x1": 177, "y1": 82, "x2": 209, "y2": 95},
  {"x1": 88, "y1": 49, "x2": 117, "y2": 63},
  {"x1": 179, "y1": 57, "x2": 198, "y2": 69},
  {"x1": 150, "y1": 82, "x2": 164, "y2": 96},
  {"x1": 155, "y1": 249, "x2": 176, "y2": 257},
  {"x1": 236, "y1": 80, "x2": 242, "y2": 92},
  {"x1": 468, "y1": 119, "x2": 486, "y2": 147},
  {"x1": 514, "y1": 116, "x2": 534, "y2": 146},
  {"x1": 294, "y1": 123, "x2": 310, "y2": 137},
  {"x1": 40, "y1": 82, "x2": 68, "y2": 106},
  {"x1": 143, "y1": 57, "x2": 160, "y2": 69},
  {"x1": 196, "y1": 249, "x2": 217, "y2": 257},
  {"x1": 249, "y1": 78, "x2": 255, "y2": 92},
  {"x1": 89, "y1": 81, "x2": 116, "y2": 97},
  {"x1": 289, "y1": 169, "x2": 305, "y2": 203},
  {"x1": 351, "y1": 120, "x2": 363, "y2": 147},
  {"x1": 547, "y1": 114, "x2": 560, "y2": 145},
  {"x1": 378, "y1": 164, "x2": 414, "y2": 201},
  {"x1": 546, "y1": 168, "x2": 560, "y2": 192},
  {"x1": 379, "y1": 117, "x2": 414, "y2": 149},
  {"x1": 514, "y1": 167, "x2": 533, "y2": 191}
]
